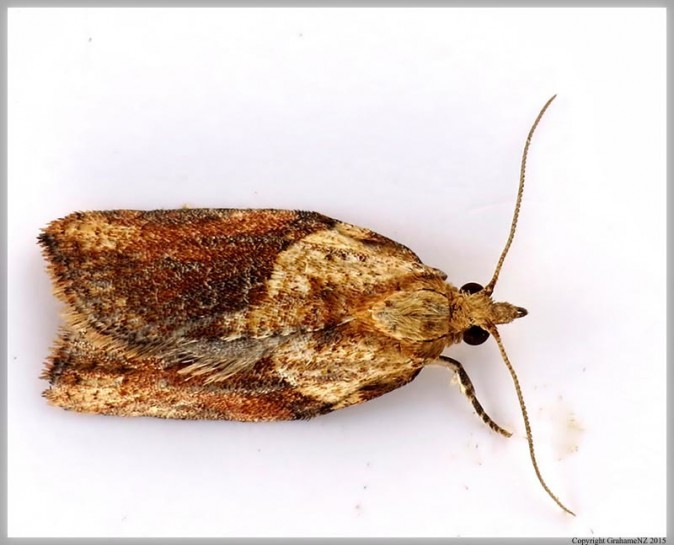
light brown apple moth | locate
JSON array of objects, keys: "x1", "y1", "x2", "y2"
[{"x1": 38, "y1": 96, "x2": 573, "y2": 515}]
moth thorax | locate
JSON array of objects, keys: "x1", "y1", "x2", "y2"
[{"x1": 370, "y1": 289, "x2": 450, "y2": 342}]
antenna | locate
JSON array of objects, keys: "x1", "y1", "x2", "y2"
[
  {"x1": 484, "y1": 95, "x2": 557, "y2": 295},
  {"x1": 490, "y1": 327, "x2": 575, "y2": 516}
]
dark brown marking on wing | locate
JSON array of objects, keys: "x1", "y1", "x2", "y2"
[{"x1": 38, "y1": 209, "x2": 336, "y2": 340}]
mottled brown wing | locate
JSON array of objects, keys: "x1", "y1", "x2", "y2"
[
  {"x1": 39, "y1": 208, "x2": 442, "y2": 378},
  {"x1": 43, "y1": 320, "x2": 426, "y2": 421}
]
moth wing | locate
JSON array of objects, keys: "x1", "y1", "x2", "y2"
[
  {"x1": 43, "y1": 320, "x2": 429, "y2": 420},
  {"x1": 39, "y1": 208, "x2": 445, "y2": 378},
  {"x1": 43, "y1": 327, "x2": 321, "y2": 420}
]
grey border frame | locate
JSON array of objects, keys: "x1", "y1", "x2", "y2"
[{"x1": 3, "y1": 2, "x2": 669, "y2": 543}]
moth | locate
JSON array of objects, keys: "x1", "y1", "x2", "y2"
[{"x1": 39, "y1": 96, "x2": 573, "y2": 515}]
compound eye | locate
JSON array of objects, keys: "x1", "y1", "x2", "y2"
[
  {"x1": 463, "y1": 326, "x2": 490, "y2": 345},
  {"x1": 460, "y1": 282, "x2": 484, "y2": 294}
]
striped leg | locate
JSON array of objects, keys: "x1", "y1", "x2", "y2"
[{"x1": 438, "y1": 355, "x2": 512, "y2": 438}]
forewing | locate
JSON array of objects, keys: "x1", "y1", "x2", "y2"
[
  {"x1": 43, "y1": 320, "x2": 427, "y2": 420},
  {"x1": 39, "y1": 208, "x2": 442, "y2": 377}
]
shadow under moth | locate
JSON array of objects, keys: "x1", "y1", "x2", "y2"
[{"x1": 38, "y1": 96, "x2": 573, "y2": 515}]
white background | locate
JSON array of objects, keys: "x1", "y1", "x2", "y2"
[{"x1": 8, "y1": 7, "x2": 666, "y2": 538}]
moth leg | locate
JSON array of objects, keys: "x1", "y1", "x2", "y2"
[{"x1": 437, "y1": 355, "x2": 512, "y2": 438}]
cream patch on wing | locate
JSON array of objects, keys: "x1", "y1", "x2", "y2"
[
  {"x1": 266, "y1": 228, "x2": 421, "y2": 294},
  {"x1": 63, "y1": 215, "x2": 141, "y2": 252},
  {"x1": 238, "y1": 227, "x2": 436, "y2": 336},
  {"x1": 269, "y1": 323, "x2": 422, "y2": 405}
]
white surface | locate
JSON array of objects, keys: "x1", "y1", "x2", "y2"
[{"x1": 8, "y1": 7, "x2": 666, "y2": 538}]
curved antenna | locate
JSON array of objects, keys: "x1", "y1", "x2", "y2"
[
  {"x1": 484, "y1": 95, "x2": 557, "y2": 295},
  {"x1": 489, "y1": 326, "x2": 575, "y2": 516}
]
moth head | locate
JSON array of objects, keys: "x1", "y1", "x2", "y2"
[{"x1": 458, "y1": 281, "x2": 528, "y2": 345}]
